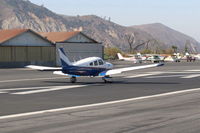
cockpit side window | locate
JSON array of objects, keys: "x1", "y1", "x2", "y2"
[
  {"x1": 98, "y1": 60, "x2": 104, "y2": 65},
  {"x1": 89, "y1": 62, "x2": 93, "y2": 66},
  {"x1": 94, "y1": 60, "x2": 98, "y2": 66}
]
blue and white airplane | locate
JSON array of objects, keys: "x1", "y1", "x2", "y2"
[{"x1": 27, "y1": 48, "x2": 164, "y2": 83}]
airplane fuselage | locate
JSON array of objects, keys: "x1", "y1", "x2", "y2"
[{"x1": 62, "y1": 66, "x2": 108, "y2": 77}]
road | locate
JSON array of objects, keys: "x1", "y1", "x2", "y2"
[{"x1": 0, "y1": 61, "x2": 200, "y2": 133}]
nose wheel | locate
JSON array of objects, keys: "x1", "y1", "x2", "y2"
[{"x1": 70, "y1": 76, "x2": 77, "y2": 83}]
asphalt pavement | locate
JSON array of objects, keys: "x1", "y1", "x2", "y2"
[{"x1": 0, "y1": 61, "x2": 200, "y2": 133}]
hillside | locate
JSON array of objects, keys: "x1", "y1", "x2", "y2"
[
  {"x1": 0, "y1": 0, "x2": 199, "y2": 52},
  {"x1": 132, "y1": 23, "x2": 200, "y2": 52}
]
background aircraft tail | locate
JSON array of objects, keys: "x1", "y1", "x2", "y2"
[
  {"x1": 58, "y1": 48, "x2": 72, "y2": 67},
  {"x1": 117, "y1": 53, "x2": 124, "y2": 60}
]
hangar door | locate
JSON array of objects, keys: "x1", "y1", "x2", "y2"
[{"x1": 0, "y1": 46, "x2": 56, "y2": 67}]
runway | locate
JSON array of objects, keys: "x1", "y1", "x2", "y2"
[{"x1": 0, "y1": 61, "x2": 200, "y2": 132}]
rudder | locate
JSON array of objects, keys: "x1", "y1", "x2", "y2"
[{"x1": 58, "y1": 48, "x2": 72, "y2": 67}]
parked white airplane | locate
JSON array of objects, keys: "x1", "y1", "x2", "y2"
[
  {"x1": 117, "y1": 53, "x2": 142, "y2": 63},
  {"x1": 194, "y1": 54, "x2": 200, "y2": 60},
  {"x1": 164, "y1": 56, "x2": 180, "y2": 62},
  {"x1": 27, "y1": 48, "x2": 164, "y2": 83}
]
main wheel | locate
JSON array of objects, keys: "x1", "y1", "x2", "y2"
[
  {"x1": 102, "y1": 77, "x2": 112, "y2": 83},
  {"x1": 70, "y1": 77, "x2": 77, "y2": 83},
  {"x1": 102, "y1": 77, "x2": 107, "y2": 83}
]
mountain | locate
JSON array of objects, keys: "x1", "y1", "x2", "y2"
[
  {"x1": 132, "y1": 23, "x2": 200, "y2": 52},
  {"x1": 0, "y1": 0, "x2": 154, "y2": 51},
  {"x1": 0, "y1": 0, "x2": 68, "y2": 31},
  {"x1": 0, "y1": 0, "x2": 199, "y2": 53}
]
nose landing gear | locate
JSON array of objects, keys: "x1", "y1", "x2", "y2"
[
  {"x1": 70, "y1": 76, "x2": 77, "y2": 83},
  {"x1": 102, "y1": 76, "x2": 112, "y2": 83}
]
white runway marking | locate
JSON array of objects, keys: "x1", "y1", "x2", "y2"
[
  {"x1": 125, "y1": 72, "x2": 163, "y2": 78},
  {"x1": 0, "y1": 85, "x2": 88, "y2": 95},
  {"x1": 125, "y1": 74, "x2": 156, "y2": 78},
  {"x1": 0, "y1": 87, "x2": 49, "y2": 91},
  {"x1": 152, "y1": 71, "x2": 200, "y2": 74},
  {"x1": 0, "y1": 88, "x2": 200, "y2": 120},
  {"x1": 181, "y1": 74, "x2": 200, "y2": 79},
  {"x1": 185, "y1": 70, "x2": 200, "y2": 72},
  {"x1": 0, "y1": 77, "x2": 66, "y2": 83},
  {"x1": 146, "y1": 75, "x2": 185, "y2": 78},
  {"x1": 124, "y1": 71, "x2": 200, "y2": 79},
  {"x1": 12, "y1": 85, "x2": 87, "y2": 95}
]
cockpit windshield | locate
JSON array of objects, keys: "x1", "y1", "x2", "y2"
[
  {"x1": 89, "y1": 59, "x2": 104, "y2": 66},
  {"x1": 98, "y1": 59, "x2": 104, "y2": 65}
]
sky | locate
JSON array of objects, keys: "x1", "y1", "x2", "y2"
[{"x1": 30, "y1": 0, "x2": 200, "y2": 42}]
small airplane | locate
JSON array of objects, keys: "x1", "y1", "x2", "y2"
[
  {"x1": 194, "y1": 54, "x2": 200, "y2": 60},
  {"x1": 117, "y1": 53, "x2": 142, "y2": 63},
  {"x1": 164, "y1": 56, "x2": 180, "y2": 62},
  {"x1": 27, "y1": 48, "x2": 164, "y2": 83},
  {"x1": 146, "y1": 55, "x2": 163, "y2": 63}
]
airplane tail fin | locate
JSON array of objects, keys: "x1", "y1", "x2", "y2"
[
  {"x1": 117, "y1": 53, "x2": 124, "y2": 60},
  {"x1": 58, "y1": 48, "x2": 72, "y2": 67}
]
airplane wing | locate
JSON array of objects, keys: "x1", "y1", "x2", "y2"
[
  {"x1": 53, "y1": 71, "x2": 82, "y2": 78},
  {"x1": 101, "y1": 63, "x2": 164, "y2": 76},
  {"x1": 53, "y1": 71, "x2": 69, "y2": 76},
  {"x1": 26, "y1": 65, "x2": 62, "y2": 71}
]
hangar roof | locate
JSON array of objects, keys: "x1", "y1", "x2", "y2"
[
  {"x1": 0, "y1": 29, "x2": 53, "y2": 44},
  {"x1": 0, "y1": 29, "x2": 29, "y2": 44},
  {"x1": 39, "y1": 31, "x2": 99, "y2": 43}
]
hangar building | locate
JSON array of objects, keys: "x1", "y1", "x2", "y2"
[
  {"x1": 40, "y1": 31, "x2": 103, "y2": 66},
  {"x1": 0, "y1": 29, "x2": 55, "y2": 67},
  {"x1": 0, "y1": 29, "x2": 103, "y2": 67}
]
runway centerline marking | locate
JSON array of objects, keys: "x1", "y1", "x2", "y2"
[
  {"x1": 1, "y1": 87, "x2": 200, "y2": 120},
  {"x1": 0, "y1": 77, "x2": 66, "y2": 83},
  {"x1": 11, "y1": 85, "x2": 87, "y2": 95}
]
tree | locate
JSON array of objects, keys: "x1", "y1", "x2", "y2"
[
  {"x1": 164, "y1": 48, "x2": 174, "y2": 54},
  {"x1": 104, "y1": 47, "x2": 121, "y2": 60},
  {"x1": 171, "y1": 45, "x2": 178, "y2": 53},
  {"x1": 185, "y1": 40, "x2": 190, "y2": 53},
  {"x1": 124, "y1": 33, "x2": 135, "y2": 53},
  {"x1": 141, "y1": 49, "x2": 152, "y2": 54},
  {"x1": 133, "y1": 39, "x2": 152, "y2": 52}
]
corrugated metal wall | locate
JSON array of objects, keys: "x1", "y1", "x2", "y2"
[{"x1": 0, "y1": 46, "x2": 56, "y2": 67}]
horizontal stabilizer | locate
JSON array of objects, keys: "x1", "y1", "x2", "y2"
[{"x1": 26, "y1": 65, "x2": 62, "y2": 71}]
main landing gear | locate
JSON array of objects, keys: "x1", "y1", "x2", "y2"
[
  {"x1": 70, "y1": 76, "x2": 112, "y2": 83},
  {"x1": 70, "y1": 76, "x2": 77, "y2": 83},
  {"x1": 102, "y1": 76, "x2": 112, "y2": 83}
]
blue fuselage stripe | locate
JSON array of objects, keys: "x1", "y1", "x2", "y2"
[{"x1": 62, "y1": 66, "x2": 107, "y2": 76}]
